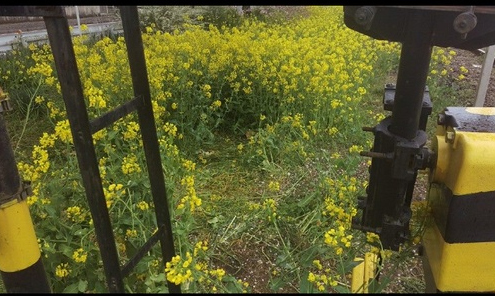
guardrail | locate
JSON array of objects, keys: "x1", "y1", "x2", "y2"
[{"x1": 0, "y1": 21, "x2": 122, "y2": 53}]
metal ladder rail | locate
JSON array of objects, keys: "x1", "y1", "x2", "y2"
[{"x1": 0, "y1": 6, "x2": 180, "y2": 293}]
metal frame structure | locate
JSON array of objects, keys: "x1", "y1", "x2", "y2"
[
  {"x1": 345, "y1": 6, "x2": 495, "y2": 292},
  {"x1": 0, "y1": 6, "x2": 180, "y2": 293}
]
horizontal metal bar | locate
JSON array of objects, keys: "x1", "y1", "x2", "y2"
[
  {"x1": 0, "y1": 6, "x2": 65, "y2": 17},
  {"x1": 120, "y1": 225, "x2": 163, "y2": 278},
  {"x1": 89, "y1": 96, "x2": 141, "y2": 134},
  {"x1": 383, "y1": 6, "x2": 495, "y2": 15}
]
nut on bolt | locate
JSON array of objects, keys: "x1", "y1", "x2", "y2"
[
  {"x1": 453, "y1": 11, "x2": 477, "y2": 38},
  {"x1": 446, "y1": 130, "x2": 455, "y2": 143},
  {"x1": 354, "y1": 6, "x2": 376, "y2": 30}
]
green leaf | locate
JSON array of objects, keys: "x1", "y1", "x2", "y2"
[
  {"x1": 63, "y1": 283, "x2": 79, "y2": 293},
  {"x1": 299, "y1": 270, "x2": 313, "y2": 293},
  {"x1": 207, "y1": 216, "x2": 219, "y2": 224},
  {"x1": 333, "y1": 284, "x2": 351, "y2": 293},
  {"x1": 299, "y1": 245, "x2": 319, "y2": 267},
  {"x1": 297, "y1": 194, "x2": 314, "y2": 208},
  {"x1": 78, "y1": 280, "x2": 88, "y2": 292}
]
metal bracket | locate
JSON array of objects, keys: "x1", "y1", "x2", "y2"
[
  {"x1": 0, "y1": 181, "x2": 32, "y2": 208},
  {"x1": 0, "y1": 87, "x2": 12, "y2": 113}
]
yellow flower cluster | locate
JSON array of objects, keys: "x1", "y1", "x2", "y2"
[
  {"x1": 123, "y1": 121, "x2": 140, "y2": 140},
  {"x1": 308, "y1": 271, "x2": 338, "y2": 292},
  {"x1": 165, "y1": 241, "x2": 208, "y2": 286},
  {"x1": 86, "y1": 86, "x2": 107, "y2": 109},
  {"x1": 54, "y1": 119, "x2": 73, "y2": 144},
  {"x1": 268, "y1": 181, "x2": 280, "y2": 192},
  {"x1": 32, "y1": 145, "x2": 50, "y2": 174},
  {"x1": 163, "y1": 122, "x2": 178, "y2": 138},
  {"x1": 262, "y1": 198, "x2": 278, "y2": 222},
  {"x1": 125, "y1": 229, "x2": 138, "y2": 239},
  {"x1": 121, "y1": 155, "x2": 142, "y2": 175},
  {"x1": 324, "y1": 225, "x2": 353, "y2": 255},
  {"x1": 177, "y1": 175, "x2": 202, "y2": 212},
  {"x1": 66, "y1": 206, "x2": 87, "y2": 223},
  {"x1": 182, "y1": 159, "x2": 196, "y2": 171},
  {"x1": 104, "y1": 183, "x2": 124, "y2": 208},
  {"x1": 137, "y1": 200, "x2": 150, "y2": 211},
  {"x1": 72, "y1": 248, "x2": 88, "y2": 263},
  {"x1": 55, "y1": 263, "x2": 71, "y2": 278}
]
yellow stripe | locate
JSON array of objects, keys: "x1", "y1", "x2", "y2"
[
  {"x1": 432, "y1": 130, "x2": 495, "y2": 195},
  {"x1": 423, "y1": 222, "x2": 495, "y2": 292},
  {"x1": 0, "y1": 200, "x2": 40, "y2": 272},
  {"x1": 351, "y1": 252, "x2": 378, "y2": 293},
  {"x1": 465, "y1": 107, "x2": 495, "y2": 115}
]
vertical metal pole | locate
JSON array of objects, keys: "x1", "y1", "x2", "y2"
[
  {"x1": 0, "y1": 113, "x2": 51, "y2": 293},
  {"x1": 118, "y1": 6, "x2": 181, "y2": 294},
  {"x1": 390, "y1": 10, "x2": 434, "y2": 140},
  {"x1": 43, "y1": 13, "x2": 124, "y2": 293},
  {"x1": 75, "y1": 6, "x2": 81, "y2": 36},
  {"x1": 475, "y1": 45, "x2": 495, "y2": 107}
]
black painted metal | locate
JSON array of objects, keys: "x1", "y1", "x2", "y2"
[
  {"x1": 89, "y1": 96, "x2": 141, "y2": 134},
  {"x1": 343, "y1": 6, "x2": 495, "y2": 51},
  {"x1": 0, "y1": 6, "x2": 64, "y2": 17},
  {"x1": 119, "y1": 6, "x2": 181, "y2": 294},
  {"x1": 40, "y1": 6, "x2": 181, "y2": 293},
  {"x1": 0, "y1": 114, "x2": 21, "y2": 202},
  {"x1": 121, "y1": 226, "x2": 163, "y2": 278},
  {"x1": 389, "y1": 10, "x2": 434, "y2": 140},
  {"x1": 442, "y1": 106, "x2": 495, "y2": 133},
  {"x1": 43, "y1": 15, "x2": 124, "y2": 293},
  {"x1": 347, "y1": 8, "x2": 436, "y2": 250},
  {"x1": 355, "y1": 115, "x2": 429, "y2": 250},
  {"x1": 0, "y1": 258, "x2": 51, "y2": 293}
]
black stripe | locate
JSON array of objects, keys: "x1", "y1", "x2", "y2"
[
  {"x1": 0, "y1": 257, "x2": 51, "y2": 293},
  {"x1": 432, "y1": 185, "x2": 495, "y2": 243}
]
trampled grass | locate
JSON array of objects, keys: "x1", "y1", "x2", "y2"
[{"x1": 0, "y1": 6, "x2": 472, "y2": 293}]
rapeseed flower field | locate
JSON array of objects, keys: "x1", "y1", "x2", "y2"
[{"x1": 0, "y1": 6, "x2": 462, "y2": 293}]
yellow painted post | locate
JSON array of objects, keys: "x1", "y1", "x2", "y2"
[
  {"x1": 351, "y1": 252, "x2": 378, "y2": 293},
  {"x1": 0, "y1": 87, "x2": 51, "y2": 292}
]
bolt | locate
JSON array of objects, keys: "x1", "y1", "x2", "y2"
[
  {"x1": 453, "y1": 11, "x2": 477, "y2": 36},
  {"x1": 437, "y1": 113, "x2": 445, "y2": 125},
  {"x1": 446, "y1": 131, "x2": 455, "y2": 143},
  {"x1": 354, "y1": 6, "x2": 376, "y2": 29},
  {"x1": 362, "y1": 126, "x2": 374, "y2": 132}
]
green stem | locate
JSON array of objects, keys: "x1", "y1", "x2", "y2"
[{"x1": 14, "y1": 76, "x2": 42, "y2": 153}]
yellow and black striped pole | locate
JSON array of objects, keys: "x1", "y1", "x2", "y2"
[
  {"x1": 423, "y1": 107, "x2": 495, "y2": 292},
  {"x1": 0, "y1": 88, "x2": 51, "y2": 293}
]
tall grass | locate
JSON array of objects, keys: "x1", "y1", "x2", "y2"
[{"x1": 0, "y1": 6, "x2": 468, "y2": 293}]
